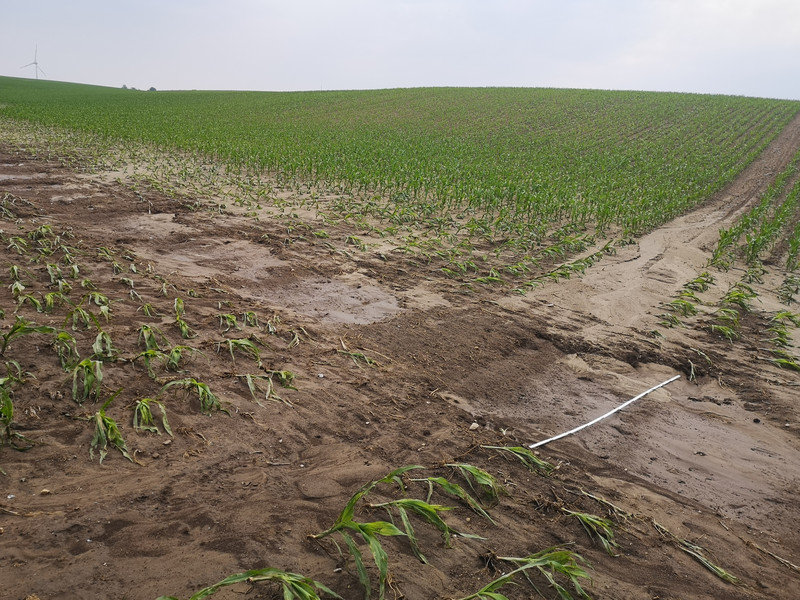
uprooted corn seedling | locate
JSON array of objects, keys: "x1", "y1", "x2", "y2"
[
  {"x1": 155, "y1": 567, "x2": 341, "y2": 600},
  {"x1": 561, "y1": 509, "x2": 619, "y2": 556},
  {"x1": 481, "y1": 445, "x2": 555, "y2": 476},
  {"x1": 653, "y1": 520, "x2": 740, "y2": 585},
  {"x1": 457, "y1": 547, "x2": 593, "y2": 600}
]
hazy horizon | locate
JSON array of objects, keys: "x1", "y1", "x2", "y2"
[{"x1": 3, "y1": 1, "x2": 799, "y2": 101}]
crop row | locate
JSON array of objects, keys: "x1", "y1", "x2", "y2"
[
  {"x1": 0, "y1": 207, "x2": 302, "y2": 470},
  {"x1": 3, "y1": 78, "x2": 799, "y2": 243}
]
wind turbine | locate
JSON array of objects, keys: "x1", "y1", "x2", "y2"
[{"x1": 21, "y1": 45, "x2": 46, "y2": 80}]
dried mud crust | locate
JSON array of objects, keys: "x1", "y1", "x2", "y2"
[{"x1": 0, "y1": 136, "x2": 799, "y2": 600}]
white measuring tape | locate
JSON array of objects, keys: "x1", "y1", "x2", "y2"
[{"x1": 528, "y1": 374, "x2": 681, "y2": 449}]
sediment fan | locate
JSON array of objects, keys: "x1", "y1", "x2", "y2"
[{"x1": 21, "y1": 45, "x2": 46, "y2": 80}]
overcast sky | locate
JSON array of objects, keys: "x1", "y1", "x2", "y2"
[{"x1": 2, "y1": 0, "x2": 799, "y2": 100}]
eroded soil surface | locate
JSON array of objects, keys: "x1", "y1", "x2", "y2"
[{"x1": 1, "y1": 121, "x2": 800, "y2": 600}]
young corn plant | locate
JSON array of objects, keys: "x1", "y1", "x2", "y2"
[
  {"x1": 218, "y1": 313, "x2": 240, "y2": 332},
  {"x1": 0, "y1": 317, "x2": 57, "y2": 356},
  {"x1": 155, "y1": 567, "x2": 341, "y2": 600},
  {"x1": 174, "y1": 297, "x2": 185, "y2": 318},
  {"x1": 134, "y1": 349, "x2": 168, "y2": 379},
  {"x1": 218, "y1": 338, "x2": 262, "y2": 367},
  {"x1": 42, "y1": 291, "x2": 70, "y2": 312},
  {"x1": 53, "y1": 331, "x2": 80, "y2": 370},
  {"x1": 684, "y1": 271, "x2": 715, "y2": 293},
  {"x1": 721, "y1": 282, "x2": 758, "y2": 312},
  {"x1": 311, "y1": 466, "x2": 428, "y2": 600},
  {"x1": 16, "y1": 293, "x2": 44, "y2": 313},
  {"x1": 664, "y1": 297, "x2": 699, "y2": 317},
  {"x1": 414, "y1": 473, "x2": 495, "y2": 523},
  {"x1": 365, "y1": 497, "x2": 480, "y2": 564},
  {"x1": 89, "y1": 390, "x2": 132, "y2": 463},
  {"x1": 162, "y1": 378, "x2": 226, "y2": 415},
  {"x1": 241, "y1": 310, "x2": 260, "y2": 328},
  {"x1": 91, "y1": 330, "x2": 118, "y2": 362},
  {"x1": 235, "y1": 373, "x2": 290, "y2": 407},
  {"x1": 132, "y1": 397, "x2": 172, "y2": 436},
  {"x1": 64, "y1": 304, "x2": 99, "y2": 331},
  {"x1": 1, "y1": 379, "x2": 34, "y2": 454},
  {"x1": 138, "y1": 324, "x2": 170, "y2": 352},
  {"x1": 174, "y1": 316, "x2": 195, "y2": 339},
  {"x1": 164, "y1": 345, "x2": 198, "y2": 372},
  {"x1": 138, "y1": 302, "x2": 161, "y2": 318},
  {"x1": 265, "y1": 369, "x2": 297, "y2": 390},
  {"x1": 338, "y1": 349, "x2": 379, "y2": 367},
  {"x1": 71, "y1": 358, "x2": 104, "y2": 404}
]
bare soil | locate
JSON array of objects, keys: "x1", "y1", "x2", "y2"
[{"x1": 1, "y1": 119, "x2": 800, "y2": 600}]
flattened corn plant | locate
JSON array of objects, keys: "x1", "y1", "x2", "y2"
[
  {"x1": 312, "y1": 465, "x2": 499, "y2": 600},
  {"x1": 481, "y1": 445, "x2": 555, "y2": 475},
  {"x1": 155, "y1": 567, "x2": 341, "y2": 600},
  {"x1": 0, "y1": 316, "x2": 57, "y2": 356},
  {"x1": 234, "y1": 371, "x2": 296, "y2": 406},
  {"x1": 218, "y1": 337, "x2": 262, "y2": 367},
  {"x1": 162, "y1": 378, "x2": 227, "y2": 415},
  {"x1": 457, "y1": 548, "x2": 593, "y2": 600}
]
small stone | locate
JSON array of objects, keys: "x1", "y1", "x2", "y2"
[
  {"x1": 40, "y1": 489, "x2": 51, "y2": 496},
  {"x1": 469, "y1": 422, "x2": 480, "y2": 431},
  {"x1": 163, "y1": 439, "x2": 172, "y2": 446}
]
